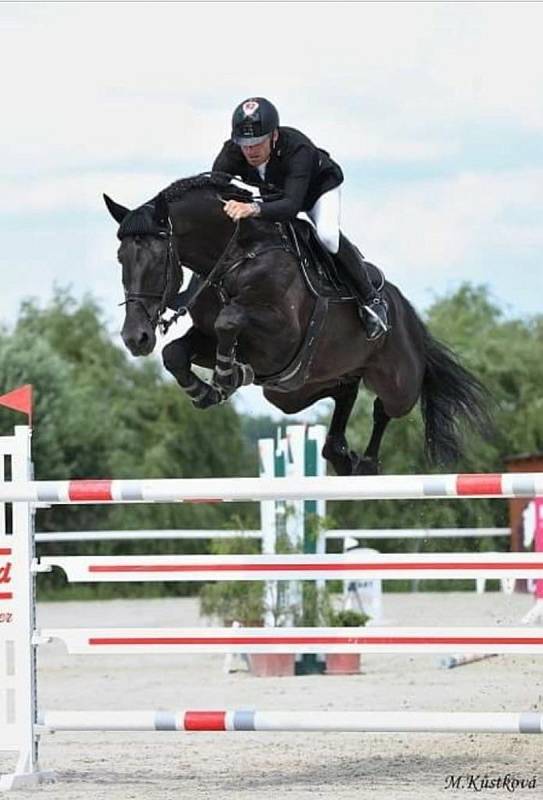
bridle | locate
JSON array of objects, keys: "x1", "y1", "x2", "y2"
[
  {"x1": 119, "y1": 189, "x2": 285, "y2": 335},
  {"x1": 119, "y1": 217, "x2": 184, "y2": 335}
]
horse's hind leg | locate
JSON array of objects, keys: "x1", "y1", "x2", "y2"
[
  {"x1": 322, "y1": 384, "x2": 390, "y2": 476},
  {"x1": 362, "y1": 397, "x2": 391, "y2": 469},
  {"x1": 162, "y1": 327, "x2": 224, "y2": 409},
  {"x1": 322, "y1": 381, "x2": 366, "y2": 476}
]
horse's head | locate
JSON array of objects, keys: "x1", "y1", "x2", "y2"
[{"x1": 104, "y1": 193, "x2": 183, "y2": 357}]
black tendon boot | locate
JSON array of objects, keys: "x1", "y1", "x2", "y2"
[{"x1": 334, "y1": 234, "x2": 390, "y2": 340}]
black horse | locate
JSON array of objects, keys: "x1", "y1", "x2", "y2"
[{"x1": 104, "y1": 172, "x2": 491, "y2": 476}]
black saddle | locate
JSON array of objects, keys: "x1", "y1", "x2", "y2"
[{"x1": 287, "y1": 220, "x2": 384, "y2": 303}]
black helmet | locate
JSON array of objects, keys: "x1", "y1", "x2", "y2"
[{"x1": 231, "y1": 97, "x2": 279, "y2": 146}]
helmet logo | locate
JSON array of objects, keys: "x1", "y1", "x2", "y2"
[{"x1": 242, "y1": 100, "x2": 259, "y2": 117}]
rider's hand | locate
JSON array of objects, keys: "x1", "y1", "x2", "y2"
[{"x1": 223, "y1": 200, "x2": 259, "y2": 222}]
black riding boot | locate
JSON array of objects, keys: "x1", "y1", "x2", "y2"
[{"x1": 334, "y1": 234, "x2": 390, "y2": 341}]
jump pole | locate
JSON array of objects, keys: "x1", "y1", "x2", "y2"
[
  {"x1": 1, "y1": 472, "x2": 541, "y2": 503},
  {"x1": 37, "y1": 551, "x2": 543, "y2": 582},
  {"x1": 34, "y1": 527, "x2": 509, "y2": 543},
  {"x1": 37, "y1": 626, "x2": 543, "y2": 655},
  {"x1": 37, "y1": 709, "x2": 543, "y2": 734}
]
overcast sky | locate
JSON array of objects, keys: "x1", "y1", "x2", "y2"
[{"x1": 2, "y1": 2, "x2": 542, "y2": 418}]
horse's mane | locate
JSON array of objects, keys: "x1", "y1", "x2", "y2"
[
  {"x1": 161, "y1": 171, "x2": 254, "y2": 203},
  {"x1": 118, "y1": 172, "x2": 256, "y2": 238}
]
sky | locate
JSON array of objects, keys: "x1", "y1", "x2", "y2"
[{"x1": 2, "y1": 2, "x2": 542, "y2": 419}]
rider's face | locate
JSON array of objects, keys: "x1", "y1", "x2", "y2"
[{"x1": 240, "y1": 132, "x2": 277, "y2": 167}]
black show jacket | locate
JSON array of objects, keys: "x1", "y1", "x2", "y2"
[{"x1": 212, "y1": 126, "x2": 344, "y2": 221}]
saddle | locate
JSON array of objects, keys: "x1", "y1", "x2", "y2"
[{"x1": 287, "y1": 220, "x2": 385, "y2": 303}]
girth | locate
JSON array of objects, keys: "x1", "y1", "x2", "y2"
[{"x1": 253, "y1": 294, "x2": 329, "y2": 392}]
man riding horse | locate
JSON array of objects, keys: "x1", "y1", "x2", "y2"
[
  {"x1": 212, "y1": 97, "x2": 389, "y2": 341},
  {"x1": 104, "y1": 103, "x2": 491, "y2": 475}
]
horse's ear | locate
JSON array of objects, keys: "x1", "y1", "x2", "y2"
[
  {"x1": 103, "y1": 194, "x2": 130, "y2": 223},
  {"x1": 153, "y1": 193, "x2": 169, "y2": 227}
]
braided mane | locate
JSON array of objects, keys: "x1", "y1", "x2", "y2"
[
  {"x1": 161, "y1": 171, "x2": 254, "y2": 203},
  {"x1": 117, "y1": 172, "x2": 259, "y2": 239}
]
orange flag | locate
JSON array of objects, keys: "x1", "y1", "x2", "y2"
[{"x1": 0, "y1": 385, "x2": 33, "y2": 425}]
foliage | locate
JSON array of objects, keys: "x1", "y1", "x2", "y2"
[
  {"x1": 199, "y1": 581, "x2": 265, "y2": 626},
  {"x1": 325, "y1": 609, "x2": 369, "y2": 627},
  {"x1": 0, "y1": 289, "x2": 257, "y2": 597}
]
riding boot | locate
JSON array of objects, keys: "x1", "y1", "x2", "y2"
[{"x1": 334, "y1": 234, "x2": 390, "y2": 341}]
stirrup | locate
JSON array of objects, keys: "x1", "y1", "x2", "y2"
[{"x1": 362, "y1": 299, "x2": 389, "y2": 341}]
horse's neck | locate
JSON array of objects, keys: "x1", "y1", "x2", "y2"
[{"x1": 171, "y1": 197, "x2": 234, "y2": 276}]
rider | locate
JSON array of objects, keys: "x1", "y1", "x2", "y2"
[{"x1": 212, "y1": 97, "x2": 389, "y2": 340}]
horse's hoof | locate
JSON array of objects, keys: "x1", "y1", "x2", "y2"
[
  {"x1": 192, "y1": 387, "x2": 225, "y2": 409},
  {"x1": 322, "y1": 442, "x2": 356, "y2": 476},
  {"x1": 352, "y1": 456, "x2": 380, "y2": 476}
]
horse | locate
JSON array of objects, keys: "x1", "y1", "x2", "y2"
[{"x1": 104, "y1": 172, "x2": 491, "y2": 476}]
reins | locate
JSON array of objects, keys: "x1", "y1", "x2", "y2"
[{"x1": 164, "y1": 220, "x2": 242, "y2": 327}]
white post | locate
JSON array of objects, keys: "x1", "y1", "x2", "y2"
[
  {"x1": 258, "y1": 438, "x2": 277, "y2": 627},
  {"x1": 306, "y1": 424, "x2": 327, "y2": 579},
  {"x1": 285, "y1": 426, "x2": 306, "y2": 621},
  {"x1": 0, "y1": 426, "x2": 52, "y2": 791}
]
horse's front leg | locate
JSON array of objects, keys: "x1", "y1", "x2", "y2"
[
  {"x1": 162, "y1": 326, "x2": 225, "y2": 409},
  {"x1": 212, "y1": 304, "x2": 254, "y2": 396}
]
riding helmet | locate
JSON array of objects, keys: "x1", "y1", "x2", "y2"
[{"x1": 231, "y1": 97, "x2": 279, "y2": 146}]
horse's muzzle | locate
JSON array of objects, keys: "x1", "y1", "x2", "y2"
[{"x1": 121, "y1": 322, "x2": 156, "y2": 357}]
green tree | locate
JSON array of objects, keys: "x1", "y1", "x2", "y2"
[{"x1": 0, "y1": 289, "x2": 259, "y2": 597}]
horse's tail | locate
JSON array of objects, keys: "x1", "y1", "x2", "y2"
[{"x1": 419, "y1": 323, "x2": 493, "y2": 465}]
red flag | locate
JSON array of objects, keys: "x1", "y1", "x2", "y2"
[{"x1": 0, "y1": 385, "x2": 33, "y2": 425}]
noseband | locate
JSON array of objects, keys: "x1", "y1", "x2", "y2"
[{"x1": 120, "y1": 217, "x2": 183, "y2": 334}]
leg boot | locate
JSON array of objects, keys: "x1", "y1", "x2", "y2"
[{"x1": 334, "y1": 234, "x2": 390, "y2": 340}]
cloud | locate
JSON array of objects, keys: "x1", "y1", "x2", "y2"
[
  {"x1": 1, "y1": 1, "x2": 542, "y2": 336},
  {"x1": 344, "y1": 166, "x2": 543, "y2": 264},
  {"x1": 3, "y1": 2, "x2": 543, "y2": 175},
  {"x1": 341, "y1": 166, "x2": 543, "y2": 313},
  {"x1": 0, "y1": 171, "x2": 176, "y2": 214}
]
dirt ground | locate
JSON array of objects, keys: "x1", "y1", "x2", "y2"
[{"x1": 2, "y1": 591, "x2": 542, "y2": 800}]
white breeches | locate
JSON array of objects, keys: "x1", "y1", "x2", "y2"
[{"x1": 306, "y1": 186, "x2": 341, "y2": 254}]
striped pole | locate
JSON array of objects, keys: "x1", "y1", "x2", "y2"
[
  {"x1": 3, "y1": 473, "x2": 543, "y2": 504},
  {"x1": 39, "y1": 626, "x2": 543, "y2": 655},
  {"x1": 37, "y1": 709, "x2": 543, "y2": 734},
  {"x1": 38, "y1": 552, "x2": 543, "y2": 583}
]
